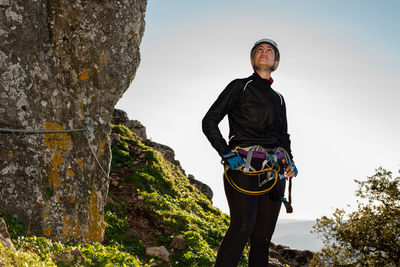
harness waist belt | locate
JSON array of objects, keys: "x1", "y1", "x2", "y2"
[{"x1": 236, "y1": 148, "x2": 284, "y2": 160}]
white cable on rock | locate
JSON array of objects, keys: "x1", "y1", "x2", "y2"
[{"x1": 0, "y1": 120, "x2": 109, "y2": 180}]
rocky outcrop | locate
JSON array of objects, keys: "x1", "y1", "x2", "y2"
[
  {"x1": 112, "y1": 109, "x2": 147, "y2": 140},
  {"x1": 53, "y1": 249, "x2": 86, "y2": 266},
  {"x1": 145, "y1": 246, "x2": 170, "y2": 263},
  {"x1": 147, "y1": 141, "x2": 184, "y2": 172},
  {"x1": 270, "y1": 243, "x2": 313, "y2": 267},
  {"x1": 0, "y1": 0, "x2": 147, "y2": 242},
  {"x1": 148, "y1": 143, "x2": 214, "y2": 201},
  {"x1": 112, "y1": 109, "x2": 214, "y2": 201},
  {"x1": 170, "y1": 235, "x2": 186, "y2": 251},
  {"x1": 188, "y1": 174, "x2": 214, "y2": 201},
  {"x1": 0, "y1": 218, "x2": 14, "y2": 250}
]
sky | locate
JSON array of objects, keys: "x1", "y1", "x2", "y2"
[{"x1": 116, "y1": 0, "x2": 400, "y2": 221}]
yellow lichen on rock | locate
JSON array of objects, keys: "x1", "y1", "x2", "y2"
[
  {"x1": 86, "y1": 190, "x2": 105, "y2": 242},
  {"x1": 62, "y1": 214, "x2": 80, "y2": 241},
  {"x1": 43, "y1": 226, "x2": 52, "y2": 237},
  {"x1": 69, "y1": 195, "x2": 76, "y2": 204},
  {"x1": 97, "y1": 140, "x2": 106, "y2": 156},
  {"x1": 76, "y1": 158, "x2": 83, "y2": 170},
  {"x1": 79, "y1": 69, "x2": 89, "y2": 80},
  {"x1": 60, "y1": 190, "x2": 105, "y2": 242},
  {"x1": 67, "y1": 169, "x2": 75, "y2": 177},
  {"x1": 43, "y1": 123, "x2": 73, "y2": 150},
  {"x1": 49, "y1": 151, "x2": 64, "y2": 190},
  {"x1": 43, "y1": 122, "x2": 73, "y2": 191}
]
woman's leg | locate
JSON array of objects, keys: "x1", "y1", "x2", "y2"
[
  {"x1": 215, "y1": 175, "x2": 259, "y2": 267},
  {"x1": 248, "y1": 180, "x2": 284, "y2": 266}
]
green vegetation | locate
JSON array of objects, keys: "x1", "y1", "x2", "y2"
[
  {"x1": 310, "y1": 167, "x2": 400, "y2": 266},
  {"x1": 0, "y1": 210, "x2": 27, "y2": 239},
  {"x1": 0, "y1": 240, "x2": 56, "y2": 267},
  {"x1": 0, "y1": 210, "x2": 148, "y2": 266},
  {"x1": 0, "y1": 212, "x2": 149, "y2": 266},
  {"x1": 0, "y1": 122, "x2": 244, "y2": 266},
  {"x1": 104, "y1": 204, "x2": 146, "y2": 258},
  {"x1": 0, "y1": 235, "x2": 148, "y2": 266},
  {"x1": 110, "y1": 123, "x2": 235, "y2": 266}
]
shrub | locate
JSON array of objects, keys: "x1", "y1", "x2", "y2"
[{"x1": 311, "y1": 167, "x2": 400, "y2": 266}]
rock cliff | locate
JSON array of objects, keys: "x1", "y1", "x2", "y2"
[
  {"x1": 0, "y1": 0, "x2": 147, "y2": 242},
  {"x1": 112, "y1": 109, "x2": 214, "y2": 201}
]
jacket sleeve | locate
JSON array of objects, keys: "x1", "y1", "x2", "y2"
[
  {"x1": 280, "y1": 97, "x2": 294, "y2": 161},
  {"x1": 202, "y1": 79, "x2": 242, "y2": 157}
]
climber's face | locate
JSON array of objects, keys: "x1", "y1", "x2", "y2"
[{"x1": 251, "y1": 43, "x2": 279, "y2": 70}]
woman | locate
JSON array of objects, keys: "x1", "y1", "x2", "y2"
[{"x1": 202, "y1": 38, "x2": 297, "y2": 266}]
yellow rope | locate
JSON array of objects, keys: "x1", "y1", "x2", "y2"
[
  {"x1": 236, "y1": 162, "x2": 278, "y2": 175},
  {"x1": 223, "y1": 165, "x2": 280, "y2": 195}
]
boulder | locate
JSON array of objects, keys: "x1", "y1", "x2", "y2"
[
  {"x1": 112, "y1": 109, "x2": 130, "y2": 125},
  {"x1": 146, "y1": 245, "x2": 170, "y2": 263},
  {"x1": 170, "y1": 235, "x2": 186, "y2": 250},
  {"x1": 126, "y1": 120, "x2": 147, "y2": 141},
  {"x1": 112, "y1": 109, "x2": 147, "y2": 141},
  {"x1": 273, "y1": 244, "x2": 314, "y2": 267},
  {"x1": 188, "y1": 174, "x2": 214, "y2": 201},
  {"x1": 0, "y1": 0, "x2": 147, "y2": 242},
  {"x1": 0, "y1": 218, "x2": 14, "y2": 250},
  {"x1": 53, "y1": 249, "x2": 86, "y2": 266},
  {"x1": 147, "y1": 141, "x2": 183, "y2": 171}
]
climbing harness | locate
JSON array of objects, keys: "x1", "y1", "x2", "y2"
[{"x1": 223, "y1": 146, "x2": 294, "y2": 213}]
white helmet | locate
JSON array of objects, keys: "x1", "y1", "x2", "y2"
[{"x1": 250, "y1": 38, "x2": 280, "y2": 71}]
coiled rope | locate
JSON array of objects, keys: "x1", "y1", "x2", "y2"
[
  {"x1": 224, "y1": 163, "x2": 280, "y2": 196},
  {"x1": 224, "y1": 146, "x2": 294, "y2": 213}
]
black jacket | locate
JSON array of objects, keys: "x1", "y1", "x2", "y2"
[{"x1": 202, "y1": 72, "x2": 293, "y2": 160}]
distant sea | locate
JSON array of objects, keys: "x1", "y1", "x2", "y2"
[{"x1": 272, "y1": 219, "x2": 323, "y2": 252}]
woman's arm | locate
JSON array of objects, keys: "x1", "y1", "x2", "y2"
[
  {"x1": 202, "y1": 79, "x2": 242, "y2": 157},
  {"x1": 280, "y1": 97, "x2": 293, "y2": 161}
]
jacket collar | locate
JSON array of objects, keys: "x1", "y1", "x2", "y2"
[{"x1": 252, "y1": 72, "x2": 273, "y2": 87}]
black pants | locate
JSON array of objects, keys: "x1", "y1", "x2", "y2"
[{"x1": 215, "y1": 162, "x2": 284, "y2": 267}]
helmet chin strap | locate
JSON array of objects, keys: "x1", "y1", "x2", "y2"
[
  {"x1": 253, "y1": 65, "x2": 274, "y2": 72},
  {"x1": 253, "y1": 63, "x2": 276, "y2": 72},
  {"x1": 252, "y1": 55, "x2": 277, "y2": 72}
]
